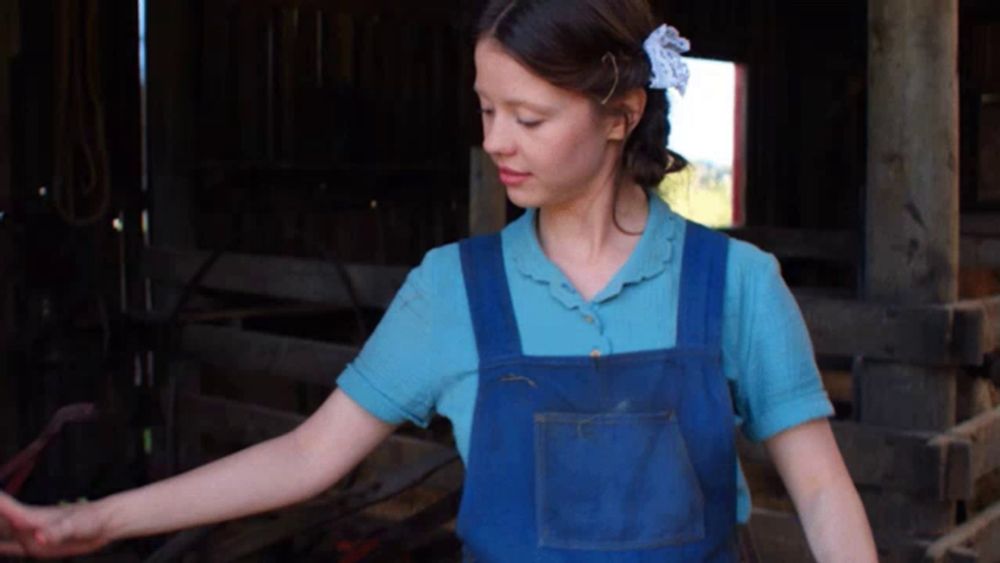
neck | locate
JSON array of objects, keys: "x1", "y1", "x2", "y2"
[{"x1": 536, "y1": 180, "x2": 649, "y2": 265}]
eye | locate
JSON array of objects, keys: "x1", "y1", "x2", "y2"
[
  {"x1": 517, "y1": 118, "x2": 543, "y2": 129},
  {"x1": 478, "y1": 107, "x2": 495, "y2": 117}
]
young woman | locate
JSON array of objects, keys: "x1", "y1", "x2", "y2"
[{"x1": 0, "y1": 1, "x2": 877, "y2": 560}]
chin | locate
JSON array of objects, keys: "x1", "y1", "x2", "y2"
[{"x1": 504, "y1": 186, "x2": 543, "y2": 210}]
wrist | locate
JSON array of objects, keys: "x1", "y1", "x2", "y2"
[{"x1": 95, "y1": 492, "x2": 134, "y2": 541}]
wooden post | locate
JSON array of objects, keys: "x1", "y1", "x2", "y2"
[
  {"x1": 469, "y1": 147, "x2": 506, "y2": 236},
  {"x1": 0, "y1": 0, "x2": 19, "y2": 456},
  {"x1": 147, "y1": 0, "x2": 198, "y2": 252},
  {"x1": 862, "y1": 0, "x2": 960, "y2": 549},
  {"x1": 146, "y1": 0, "x2": 200, "y2": 479},
  {"x1": 0, "y1": 0, "x2": 15, "y2": 214}
]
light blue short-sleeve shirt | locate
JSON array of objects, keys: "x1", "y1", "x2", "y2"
[{"x1": 337, "y1": 194, "x2": 834, "y2": 523}]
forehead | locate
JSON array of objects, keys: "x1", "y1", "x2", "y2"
[{"x1": 473, "y1": 38, "x2": 582, "y2": 108}]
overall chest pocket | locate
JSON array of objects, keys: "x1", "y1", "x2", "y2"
[{"x1": 534, "y1": 410, "x2": 705, "y2": 550}]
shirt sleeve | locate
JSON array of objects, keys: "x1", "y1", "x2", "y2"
[
  {"x1": 723, "y1": 241, "x2": 834, "y2": 442},
  {"x1": 335, "y1": 244, "x2": 467, "y2": 428}
]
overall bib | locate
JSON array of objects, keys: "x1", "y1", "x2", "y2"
[{"x1": 456, "y1": 221, "x2": 737, "y2": 562}]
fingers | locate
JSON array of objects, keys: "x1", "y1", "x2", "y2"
[
  {"x1": 0, "y1": 491, "x2": 22, "y2": 521},
  {"x1": 0, "y1": 491, "x2": 32, "y2": 530},
  {"x1": 0, "y1": 522, "x2": 107, "y2": 559},
  {"x1": 0, "y1": 496, "x2": 109, "y2": 559}
]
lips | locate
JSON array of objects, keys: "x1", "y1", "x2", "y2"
[{"x1": 498, "y1": 166, "x2": 531, "y2": 187}]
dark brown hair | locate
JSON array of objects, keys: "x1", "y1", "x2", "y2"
[{"x1": 477, "y1": 0, "x2": 687, "y2": 190}]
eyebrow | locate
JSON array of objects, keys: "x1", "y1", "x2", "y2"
[{"x1": 473, "y1": 87, "x2": 558, "y2": 114}]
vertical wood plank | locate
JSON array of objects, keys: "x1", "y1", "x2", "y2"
[
  {"x1": 277, "y1": 6, "x2": 296, "y2": 160},
  {"x1": 469, "y1": 147, "x2": 505, "y2": 236},
  {"x1": 0, "y1": 0, "x2": 16, "y2": 213},
  {"x1": 862, "y1": 0, "x2": 961, "y2": 551},
  {"x1": 866, "y1": 0, "x2": 960, "y2": 306},
  {"x1": 147, "y1": 0, "x2": 198, "y2": 251},
  {"x1": 201, "y1": 0, "x2": 232, "y2": 160},
  {"x1": 235, "y1": 4, "x2": 266, "y2": 160},
  {"x1": 862, "y1": 0, "x2": 960, "y2": 430},
  {"x1": 146, "y1": 0, "x2": 202, "y2": 480},
  {"x1": 0, "y1": 0, "x2": 14, "y2": 452}
]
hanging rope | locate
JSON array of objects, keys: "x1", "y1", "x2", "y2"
[{"x1": 52, "y1": 0, "x2": 110, "y2": 226}]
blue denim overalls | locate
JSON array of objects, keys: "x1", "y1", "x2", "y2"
[{"x1": 456, "y1": 221, "x2": 738, "y2": 562}]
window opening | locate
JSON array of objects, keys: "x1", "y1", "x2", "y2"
[{"x1": 658, "y1": 58, "x2": 744, "y2": 228}]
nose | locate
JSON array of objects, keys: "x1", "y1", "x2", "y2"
[{"x1": 482, "y1": 115, "x2": 515, "y2": 158}]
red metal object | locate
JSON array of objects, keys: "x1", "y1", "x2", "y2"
[
  {"x1": 0, "y1": 403, "x2": 98, "y2": 495},
  {"x1": 335, "y1": 538, "x2": 382, "y2": 563},
  {"x1": 732, "y1": 63, "x2": 748, "y2": 227}
]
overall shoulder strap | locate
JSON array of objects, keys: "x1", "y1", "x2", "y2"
[
  {"x1": 459, "y1": 234, "x2": 523, "y2": 362},
  {"x1": 676, "y1": 221, "x2": 730, "y2": 350}
]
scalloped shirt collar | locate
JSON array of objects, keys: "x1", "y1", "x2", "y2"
[{"x1": 503, "y1": 193, "x2": 680, "y2": 309}]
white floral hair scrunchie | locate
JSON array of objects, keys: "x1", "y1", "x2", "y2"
[{"x1": 643, "y1": 24, "x2": 691, "y2": 95}]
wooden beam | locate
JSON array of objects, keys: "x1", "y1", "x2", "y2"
[
  {"x1": 180, "y1": 324, "x2": 356, "y2": 388},
  {"x1": 178, "y1": 392, "x2": 305, "y2": 447},
  {"x1": 748, "y1": 507, "x2": 933, "y2": 562},
  {"x1": 743, "y1": 413, "x2": 1000, "y2": 502},
  {"x1": 925, "y1": 499, "x2": 1000, "y2": 562},
  {"x1": 147, "y1": 0, "x2": 199, "y2": 250},
  {"x1": 146, "y1": 254, "x2": 1000, "y2": 369},
  {"x1": 0, "y1": 0, "x2": 18, "y2": 59},
  {"x1": 723, "y1": 226, "x2": 1000, "y2": 270},
  {"x1": 0, "y1": 0, "x2": 15, "y2": 210},
  {"x1": 724, "y1": 227, "x2": 857, "y2": 262},
  {"x1": 932, "y1": 406, "x2": 1000, "y2": 500},
  {"x1": 0, "y1": 1, "x2": 15, "y2": 369},
  {"x1": 798, "y1": 296, "x2": 953, "y2": 364},
  {"x1": 104, "y1": 0, "x2": 146, "y2": 314},
  {"x1": 866, "y1": 0, "x2": 960, "y2": 306},
  {"x1": 796, "y1": 295, "x2": 998, "y2": 366},
  {"x1": 142, "y1": 247, "x2": 409, "y2": 308},
  {"x1": 863, "y1": 0, "x2": 960, "y2": 493},
  {"x1": 740, "y1": 422, "x2": 945, "y2": 497},
  {"x1": 747, "y1": 508, "x2": 814, "y2": 563},
  {"x1": 155, "y1": 254, "x2": 999, "y2": 369},
  {"x1": 953, "y1": 295, "x2": 1000, "y2": 364},
  {"x1": 469, "y1": 147, "x2": 506, "y2": 236},
  {"x1": 961, "y1": 235, "x2": 1000, "y2": 270},
  {"x1": 962, "y1": 214, "x2": 1000, "y2": 238},
  {"x1": 835, "y1": 423, "x2": 944, "y2": 497}
]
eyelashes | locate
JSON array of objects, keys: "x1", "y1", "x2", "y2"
[{"x1": 478, "y1": 108, "x2": 543, "y2": 129}]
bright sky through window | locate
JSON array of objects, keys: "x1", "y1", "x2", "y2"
[
  {"x1": 659, "y1": 58, "x2": 739, "y2": 228},
  {"x1": 668, "y1": 58, "x2": 736, "y2": 166}
]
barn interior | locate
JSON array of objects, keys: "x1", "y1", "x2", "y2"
[{"x1": 1, "y1": 0, "x2": 999, "y2": 561}]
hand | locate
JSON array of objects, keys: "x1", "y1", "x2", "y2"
[{"x1": 0, "y1": 492, "x2": 113, "y2": 559}]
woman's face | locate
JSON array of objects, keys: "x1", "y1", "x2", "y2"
[{"x1": 474, "y1": 38, "x2": 623, "y2": 209}]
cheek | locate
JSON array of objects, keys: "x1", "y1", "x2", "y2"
[{"x1": 536, "y1": 125, "x2": 608, "y2": 178}]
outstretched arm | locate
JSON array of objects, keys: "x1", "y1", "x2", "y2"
[
  {"x1": 0, "y1": 389, "x2": 395, "y2": 558},
  {"x1": 765, "y1": 418, "x2": 878, "y2": 563}
]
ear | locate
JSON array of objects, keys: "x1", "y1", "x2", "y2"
[{"x1": 606, "y1": 88, "x2": 647, "y2": 142}]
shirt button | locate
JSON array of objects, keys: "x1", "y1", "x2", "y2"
[
  {"x1": 584, "y1": 315, "x2": 595, "y2": 324},
  {"x1": 590, "y1": 349, "x2": 601, "y2": 358}
]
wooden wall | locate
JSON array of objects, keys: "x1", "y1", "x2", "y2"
[
  {"x1": 0, "y1": 0, "x2": 19, "y2": 455},
  {"x1": 163, "y1": 0, "x2": 475, "y2": 267},
  {"x1": 2, "y1": 0, "x2": 1000, "y2": 560}
]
